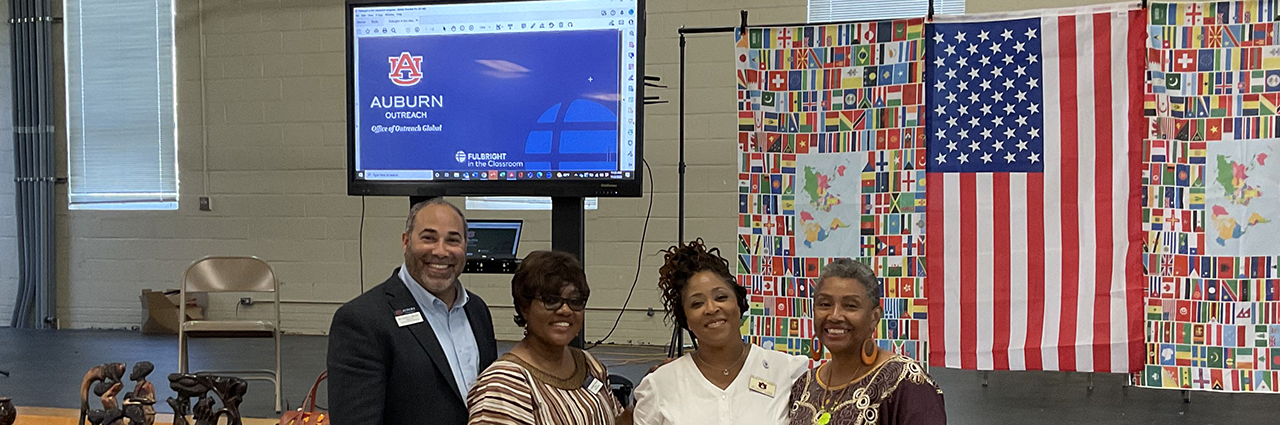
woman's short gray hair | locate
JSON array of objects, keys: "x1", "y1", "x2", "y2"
[{"x1": 814, "y1": 258, "x2": 881, "y2": 306}]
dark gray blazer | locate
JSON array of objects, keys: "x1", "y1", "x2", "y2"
[{"x1": 327, "y1": 270, "x2": 498, "y2": 425}]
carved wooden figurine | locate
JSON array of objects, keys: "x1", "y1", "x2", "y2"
[
  {"x1": 166, "y1": 373, "x2": 246, "y2": 425},
  {"x1": 79, "y1": 363, "x2": 125, "y2": 425},
  {"x1": 124, "y1": 362, "x2": 156, "y2": 425},
  {"x1": 166, "y1": 373, "x2": 209, "y2": 425}
]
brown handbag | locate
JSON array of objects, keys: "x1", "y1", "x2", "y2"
[{"x1": 280, "y1": 371, "x2": 328, "y2": 425}]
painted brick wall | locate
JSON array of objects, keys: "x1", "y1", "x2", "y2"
[
  {"x1": 0, "y1": 0, "x2": 16, "y2": 323},
  {"x1": 48, "y1": 0, "x2": 800, "y2": 345},
  {"x1": 46, "y1": 0, "x2": 1117, "y2": 342}
]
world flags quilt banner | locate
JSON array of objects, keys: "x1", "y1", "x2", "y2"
[
  {"x1": 735, "y1": 19, "x2": 930, "y2": 364},
  {"x1": 1133, "y1": 1, "x2": 1280, "y2": 393},
  {"x1": 924, "y1": 5, "x2": 1147, "y2": 373}
]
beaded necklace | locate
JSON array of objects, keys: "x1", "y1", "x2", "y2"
[{"x1": 814, "y1": 362, "x2": 867, "y2": 425}]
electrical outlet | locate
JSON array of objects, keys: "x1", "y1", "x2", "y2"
[
  {"x1": 239, "y1": 297, "x2": 252, "y2": 306},
  {"x1": 199, "y1": 196, "x2": 212, "y2": 211}
]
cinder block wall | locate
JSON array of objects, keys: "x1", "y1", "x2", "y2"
[
  {"x1": 0, "y1": 0, "x2": 16, "y2": 322},
  {"x1": 42, "y1": 0, "x2": 803, "y2": 344},
  {"x1": 7, "y1": 0, "x2": 1117, "y2": 342}
]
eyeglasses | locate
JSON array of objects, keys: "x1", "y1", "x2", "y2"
[{"x1": 538, "y1": 294, "x2": 588, "y2": 311}]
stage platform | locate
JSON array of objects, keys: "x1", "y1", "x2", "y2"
[{"x1": 0, "y1": 328, "x2": 1275, "y2": 424}]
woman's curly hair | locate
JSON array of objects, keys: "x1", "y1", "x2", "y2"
[{"x1": 656, "y1": 238, "x2": 748, "y2": 335}]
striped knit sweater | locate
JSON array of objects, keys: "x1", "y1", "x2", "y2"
[{"x1": 467, "y1": 348, "x2": 622, "y2": 425}]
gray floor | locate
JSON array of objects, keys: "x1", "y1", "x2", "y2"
[{"x1": 1, "y1": 328, "x2": 1277, "y2": 423}]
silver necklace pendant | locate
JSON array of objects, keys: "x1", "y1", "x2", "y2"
[{"x1": 699, "y1": 344, "x2": 747, "y2": 377}]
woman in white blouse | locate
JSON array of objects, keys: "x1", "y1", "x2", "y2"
[{"x1": 633, "y1": 239, "x2": 810, "y2": 425}]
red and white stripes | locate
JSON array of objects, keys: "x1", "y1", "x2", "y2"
[{"x1": 926, "y1": 8, "x2": 1147, "y2": 373}]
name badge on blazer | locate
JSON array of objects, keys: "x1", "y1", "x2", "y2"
[
  {"x1": 749, "y1": 376, "x2": 776, "y2": 398},
  {"x1": 394, "y1": 307, "x2": 424, "y2": 327}
]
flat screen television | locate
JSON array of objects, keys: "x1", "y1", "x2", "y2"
[{"x1": 346, "y1": 0, "x2": 645, "y2": 197}]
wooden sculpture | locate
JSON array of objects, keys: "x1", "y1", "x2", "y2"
[
  {"x1": 124, "y1": 362, "x2": 156, "y2": 425},
  {"x1": 79, "y1": 363, "x2": 125, "y2": 425},
  {"x1": 167, "y1": 373, "x2": 248, "y2": 425},
  {"x1": 80, "y1": 362, "x2": 159, "y2": 425},
  {"x1": 0, "y1": 397, "x2": 15, "y2": 425}
]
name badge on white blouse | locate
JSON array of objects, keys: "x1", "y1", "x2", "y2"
[
  {"x1": 395, "y1": 307, "x2": 424, "y2": 327},
  {"x1": 748, "y1": 376, "x2": 776, "y2": 398}
]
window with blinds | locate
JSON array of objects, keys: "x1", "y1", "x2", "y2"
[
  {"x1": 808, "y1": 0, "x2": 965, "y2": 22},
  {"x1": 65, "y1": 0, "x2": 178, "y2": 210}
]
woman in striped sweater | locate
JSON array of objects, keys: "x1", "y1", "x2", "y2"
[{"x1": 467, "y1": 250, "x2": 631, "y2": 425}]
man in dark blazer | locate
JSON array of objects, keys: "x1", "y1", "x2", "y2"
[{"x1": 328, "y1": 199, "x2": 498, "y2": 425}]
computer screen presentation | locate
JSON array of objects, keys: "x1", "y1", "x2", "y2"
[{"x1": 349, "y1": 0, "x2": 641, "y2": 195}]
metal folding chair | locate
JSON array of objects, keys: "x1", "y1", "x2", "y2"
[{"x1": 178, "y1": 256, "x2": 282, "y2": 412}]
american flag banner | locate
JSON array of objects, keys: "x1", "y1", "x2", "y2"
[
  {"x1": 1133, "y1": 1, "x2": 1280, "y2": 393},
  {"x1": 925, "y1": 5, "x2": 1148, "y2": 372},
  {"x1": 736, "y1": 19, "x2": 930, "y2": 365}
]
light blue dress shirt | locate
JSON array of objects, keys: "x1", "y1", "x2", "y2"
[{"x1": 399, "y1": 265, "x2": 479, "y2": 398}]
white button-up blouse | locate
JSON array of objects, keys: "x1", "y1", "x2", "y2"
[{"x1": 633, "y1": 344, "x2": 811, "y2": 425}]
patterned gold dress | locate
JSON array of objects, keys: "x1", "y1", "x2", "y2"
[{"x1": 786, "y1": 355, "x2": 946, "y2": 425}]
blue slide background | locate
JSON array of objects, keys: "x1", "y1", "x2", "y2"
[{"x1": 356, "y1": 30, "x2": 622, "y2": 172}]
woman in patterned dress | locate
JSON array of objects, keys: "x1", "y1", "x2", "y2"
[
  {"x1": 787, "y1": 259, "x2": 946, "y2": 425},
  {"x1": 467, "y1": 251, "x2": 631, "y2": 425}
]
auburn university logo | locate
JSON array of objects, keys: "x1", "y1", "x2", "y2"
[{"x1": 388, "y1": 52, "x2": 424, "y2": 86}]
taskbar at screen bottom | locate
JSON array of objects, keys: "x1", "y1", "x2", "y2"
[{"x1": 358, "y1": 169, "x2": 634, "y2": 181}]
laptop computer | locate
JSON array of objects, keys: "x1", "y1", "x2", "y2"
[{"x1": 466, "y1": 220, "x2": 522, "y2": 260}]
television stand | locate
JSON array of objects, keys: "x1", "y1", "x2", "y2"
[{"x1": 551, "y1": 197, "x2": 586, "y2": 349}]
